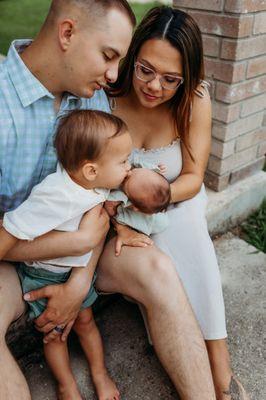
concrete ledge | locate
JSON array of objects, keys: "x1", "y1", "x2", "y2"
[{"x1": 207, "y1": 171, "x2": 266, "y2": 236}]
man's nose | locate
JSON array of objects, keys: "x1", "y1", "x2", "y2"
[{"x1": 105, "y1": 65, "x2": 119, "y2": 83}]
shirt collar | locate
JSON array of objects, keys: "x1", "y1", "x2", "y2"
[{"x1": 6, "y1": 39, "x2": 55, "y2": 107}]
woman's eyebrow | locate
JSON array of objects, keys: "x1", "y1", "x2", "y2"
[{"x1": 140, "y1": 58, "x2": 182, "y2": 76}]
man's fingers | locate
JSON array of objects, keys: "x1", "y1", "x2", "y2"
[
  {"x1": 43, "y1": 329, "x2": 61, "y2": 344},
  {"x1": 35, "y1": 321, "x2": 57, "y2": 332},
  {"x1": 61, "y1": 320, "x2": 75, "y2": 342},
  {"x1": 24, "y1": 285, "x2": 51, "y2": 301}
]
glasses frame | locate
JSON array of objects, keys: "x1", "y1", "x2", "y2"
[{"x1": 134, "y1": 61, "x2": 184, "y2": 91}]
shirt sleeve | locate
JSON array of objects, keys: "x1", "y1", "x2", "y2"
[{"x1": 3, "y1": 180, "x2": 72, "y2": 240}]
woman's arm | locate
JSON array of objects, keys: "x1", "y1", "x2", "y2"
[
  {"x1": 4, "y1": 204, "x2": 109, "y2": 261},
  {"x1": 170, "y1": 90, "x2": 212, "y2": 203}
]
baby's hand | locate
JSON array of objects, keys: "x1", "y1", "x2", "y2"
[
  {"x1": 104, "y1": 201, "x2": 121, "y2": 217},
  {"x1": 158, "y1": 163, "x2": 167, "y2": 174}
]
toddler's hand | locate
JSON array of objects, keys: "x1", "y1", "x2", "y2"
[
  {"x1": 104, "y1": 201, "x2": 121, "y2": 217},
  {"x1": 158, "y1": 163, "x2": 167, "y2": 174}
]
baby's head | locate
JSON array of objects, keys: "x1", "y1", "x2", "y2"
[
  {"x1": 122, "y1": 168, "x2": 170, "y2": 214},
  {"x1": 54, "y1": 110, "x2": 132, "y2": 189}
]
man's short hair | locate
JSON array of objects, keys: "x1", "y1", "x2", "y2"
[
  {"x1": 55, "y1": 109, "x2": 128, "y2": 171},
  {"x1": 47, "y1": 0, "x2": 136, "y2": 27}
]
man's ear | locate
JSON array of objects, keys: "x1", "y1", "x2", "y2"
[
  {"x1": 58, "y1": 19, "x2": 75, "y2": 51},
  {"x1": 82, "y1": 162, "x2": 98, "y2": 181}
]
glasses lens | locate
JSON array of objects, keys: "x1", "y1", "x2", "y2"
[
  {"x1": 161, "y1": 76, "x2": 183, "y2": 90},
  {"x1": 135, "y1": 64, "x2": 155, "y2": 82}
]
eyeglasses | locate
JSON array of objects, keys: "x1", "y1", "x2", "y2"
[{"x1": 134, "y1": 61, "x2": 184, "y2": 90}]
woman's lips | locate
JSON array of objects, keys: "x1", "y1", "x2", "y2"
[{"x1": 142, "y1": 90, "x2": 160, "y2": 101}]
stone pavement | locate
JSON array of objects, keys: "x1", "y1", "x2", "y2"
[{"x1": 18, "y1": 233, "x2": 266, "y2": 400}]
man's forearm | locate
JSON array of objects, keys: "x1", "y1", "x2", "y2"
[{"x1": 4, "y1": 229, "x2": 90, "y2": 262}]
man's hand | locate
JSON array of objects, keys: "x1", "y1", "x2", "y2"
[
  {"x1": 113, "y1": 222, "x2": 153, "y2": 256},
  {"x1": 104, "y1": 201, "x2": 121, "y2": 217},
  {"x1": 24, "y1": 281, "x2": 86, "y2": 343}
]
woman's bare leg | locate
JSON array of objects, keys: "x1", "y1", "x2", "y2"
[
  {"x1": 0, "y1": 262, "x2": 31, "y2": 400},
  {"x1": 96, "y1": 239, "x2": 216, "y2": 400}
]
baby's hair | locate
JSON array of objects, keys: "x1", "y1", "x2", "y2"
[
  {"x1": 55, "y1": 109, "x2": 128, "y2": 171},
  {"x1": 129, "y1": 172, "x2": 171, "y2": 214}
]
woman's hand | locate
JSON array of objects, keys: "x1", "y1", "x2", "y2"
[{"x1": 113, "y1": 221, "x2": 153, "y2": 256}]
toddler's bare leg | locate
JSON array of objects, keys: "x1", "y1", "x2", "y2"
[
  {"x1": 44, "y1": 336, "x2": 82, "y2": 400},
  {"x1": 73, "y1": 308, "x2": 120, "y2": 400},
  {"x1": 0, "y1": 262, "x2": 31, "y2": 400}
]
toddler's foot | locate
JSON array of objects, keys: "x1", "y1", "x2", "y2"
[
  {"x1": 91, "y1": 369, "x2": 120, "y2": 400},
  {"x1": 57, "y1": 382, "x2": 83, "y2": 400}
]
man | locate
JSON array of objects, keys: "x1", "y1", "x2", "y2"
[{"x1": 0, "y1": 1, "x2": 216, "y2": 399}]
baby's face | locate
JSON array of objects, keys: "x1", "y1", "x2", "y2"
[
  {"x1": 122, "y1": 168, "x2": 160, "y2": 208},
  {"x1": 96, "y1": 131, "x2": 132, "y2": 189}
]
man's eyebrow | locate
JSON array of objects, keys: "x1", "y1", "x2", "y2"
[
  {"x1": 140, "y1": 58, "x2": 182, "y2": 76},
  {"x1": 104, "y1": 47, "x2": 121, "y2": 58}
]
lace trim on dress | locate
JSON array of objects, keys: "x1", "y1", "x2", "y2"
[{"x1": 133, "y1": 139, "x2": 180, "y2": 154}]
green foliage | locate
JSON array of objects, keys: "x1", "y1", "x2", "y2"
[
  {"x1": 0, "y1": 0, "x2": 51, "y2": 55},
  {"x1": 0, "y1": 1, "x2": 161, "y2": 55},
  {"x1": 132, "y1": 1, "x2": 161, "y2": 24},
  {"x1": 241, "y1": 199, "x2": 266, "y2": 253}
]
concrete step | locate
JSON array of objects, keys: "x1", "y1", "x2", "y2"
[{"x1": 17, "y1": 233, "x2": 266, "y2": 399}]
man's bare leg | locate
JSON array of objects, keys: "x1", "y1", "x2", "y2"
[
  {"x1": 96, "y1": 239, "x2": 216, "y2": 400},
  {"x1": 0, "y1": 262, "x2": 31, "y2": 400}
]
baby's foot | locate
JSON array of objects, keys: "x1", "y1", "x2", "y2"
[
  {"x1": 91, "y1": 369, "x2": 120, "y2": 400},
  {"x1": 57, "y1": 382, "x2": 83, "y2": 400}
]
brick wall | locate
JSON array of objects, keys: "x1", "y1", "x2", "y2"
[{"x1": 174, "y1": 0, "x2": 266, "y2": 191}]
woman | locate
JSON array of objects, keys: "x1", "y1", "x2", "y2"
[{"x1": 101, "y1": 6, "x2": 249, "y2": 400}]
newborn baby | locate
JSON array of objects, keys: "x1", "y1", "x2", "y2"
[{"x1": 106, "y1": 167, "x2": 170, "y2": 236}]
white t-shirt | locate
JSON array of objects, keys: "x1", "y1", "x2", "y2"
[{"x1": 4, "y1": 165, "x2": 109, "y2": 272}]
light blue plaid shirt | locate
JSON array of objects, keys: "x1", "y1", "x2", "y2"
[{"x1": 0, "y1": 40, "x2": 110, "y2": 213}]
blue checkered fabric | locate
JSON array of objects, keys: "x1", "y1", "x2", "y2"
[{"x1": 0, "y1": 40, "x2": 110, "y2": 213}]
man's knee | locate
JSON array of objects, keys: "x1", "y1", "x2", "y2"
[
  {"x1": 139, "y1": 251, "x2": 180, "y2": 299},
  {"x1": 0, "y1": 262, "x2": 26, "y2": 333}
]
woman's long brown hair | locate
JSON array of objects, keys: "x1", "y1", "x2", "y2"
[{"x1": 107, "y1": 6, "x2": 205, "y2": 157}]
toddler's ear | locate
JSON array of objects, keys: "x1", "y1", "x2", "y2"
[{"x1": 82, "y1": 162, "x2": 97, "y2": 181}]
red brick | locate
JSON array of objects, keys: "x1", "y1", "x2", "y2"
[
  {"x1": 241, "y1": 93, "x2": 266, "y2": 117},
  {"x1": 254, "y1": 12, "x2": 266, "y2": 34},
  {"x1": 204, "y1": 58, "x2": 246, "y2": 83},
  {"x1": 236, "y1": 127, "x2": 266, "y2": 151},
  {"x1": 204, "y1": 170, "x2": 230, "y2": 191},
  {"x1": 221, "y1": 35, "x2": 266, "y2": 60},
  {"x1": 202, "y1": 35, "x2": 220, "y2": 57},
  {"x1": 216, "y1": 76, "x2": 266, "y2": 103},
  {"x1": 212, "y1": 112, "x2": 264, "y2": 141},
  {"x1": 209, "y1": 146, "x2": 258, "y2": 174},
  {"x1": 187, "y1": 12, "x2": 253, "y2": 38},
  {"x1": 174, "y1": 0, "x2": 223, "y2": 11},
  {"x1": 230, "y1": 157, "x2": 265, "y2": 184},
  {"x1": 247, "y1": 55, "x2": 266, "y2": 79},
  {"x1": 257, "y1": 142, "x2": 266, "y2": 157},
  {"x1": 225, "y1": 0, "x2": 266, "y2": 13},
  {"x1": 212, "y1": 102, "x2": 240, "y2": 123},
  {"x1": 211, "y1": 138, "x2": 235, "y2": 159}
]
